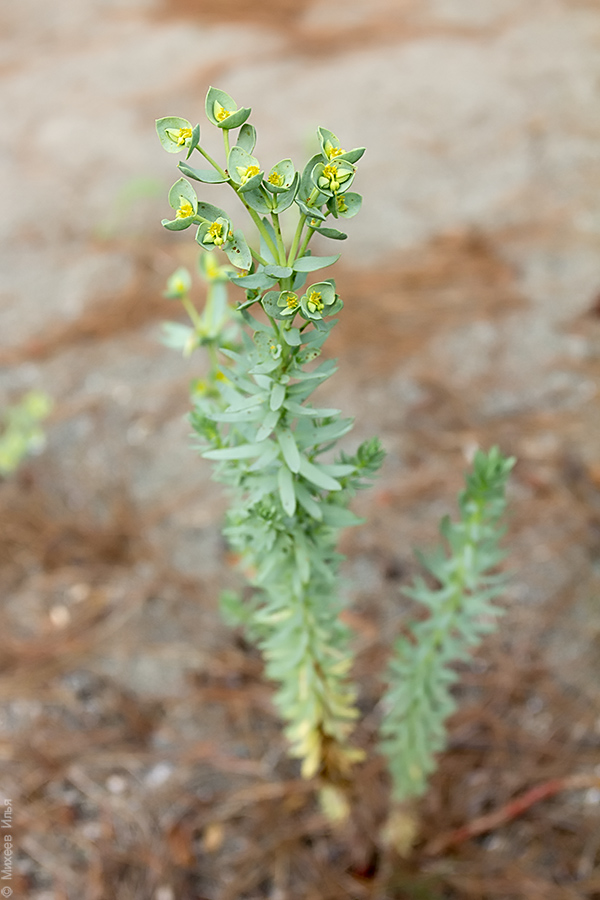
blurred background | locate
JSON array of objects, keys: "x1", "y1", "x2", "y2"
[{"x1": 1, "y1": 0, "x2": 600, "y2": 897}]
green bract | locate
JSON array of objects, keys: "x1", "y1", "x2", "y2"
[
  {"x1": 317, "y1": 126, "x2": 366, "y2": 165},
  {"x1": 205, "y1": 86, "x2": 251, "y2": 130},
  {"x1": 299, "y1": 281, "x2": 336, "y2": 320},
  {"x1": 236, "y1": 123, "x2": 257, "y2": 154},
  {"x1": 311, "y1": 159, "x2": 356, "y2": 197},
  {"x1": 227, "y1": 146, "x2": 263, "y2": 192},
  {"x1": 327, "y1": 191, "x2": 362, "y2": 219},
  {"x1": 265, "y1": 159, "x2": 296, "y2": 193},
  {"x1": 162, "y1": 178, "x2": 198, "y2": 230},
  {"x1": 196, "y1": 215, "x2": 231, "y2": 248},
  {"x1": 178, "y1": 160, "x2": 228, "y2": 184},
  {"x1": 276, "y1": 290, "x2": 300, "y2": 317},
  {"x1": 157, "y1": 88, "x2": 513, "y2": 817},
  {"x1": 156, "y1": 116, "x2": 195, "y2": 153}
]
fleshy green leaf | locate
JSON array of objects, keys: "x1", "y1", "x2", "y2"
[
  {"x1": 295, "y1": 198, "x2": 326, "y2": 221},
  {"x1": 312, "y1": 226, "x2": 348, "y2": 240},
  {"x1": 156, "y1": 116, "x2": 194, "y2": 153},
  {"x1": 256, "y1": 409, "x2": 281, "y2": 441},
  {"x1": 177, "y1": 161, "x2": 228, "y2": 184},
  {"x1": 270, "y1": 382, "x2": 286, "y2": 411},
  {"x1": 196, "y1": 201, "x2": 231, "y2": 223},
  {"x1": 293, "y1": 254, "x2": 340, "y2": 273},
  {"x1": 236, "y1": 123, "x2": 257, "y2": 154},
  {"x1": 241, "y1": 186, "x2": 272, "y2": 215},
  {"x1": 277, "y1": 429, "x2": 301, "y2": 473},
  {"x1": 278, "y1": 465, "x2": 296, "y2": 517},
  {"x1": 229, "y1": 268, "x2": 274, "y2": 291},
  {"x1": 185, "y1": 123, "x2": 201, "y2": 158},
  {"x1": 264, "y1": 264, "x2": 293, "y2": 279},
  {"x1": 203, "y1": 443, "x2": 265, "y2": 460},
  {"x1": 168, "y1": 177, "x2": 197, "y2": 212},
  {"x1": 282, "y1": 327, "x2": 301, "y2": 346},
  {"x1": 294, "y1": 483, "x2": 323, "y2": 520},
  {"x1": 261, "y1": 291, "x2": 282, "y2": 318},
  {"x1": 298, "y1": 457, "x2": 341, "y2": 491},
  {"x1": 224, "y1": 229, "x2": 252, "y2": 269}
]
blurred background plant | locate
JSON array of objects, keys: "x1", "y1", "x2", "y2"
[{"x1": 0, "y1": 391, "x2": 52, "y2": 477}]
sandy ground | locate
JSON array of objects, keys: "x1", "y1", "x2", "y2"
[{"x1": 1, "y1": 0, "x2": 600, "y2": 897}]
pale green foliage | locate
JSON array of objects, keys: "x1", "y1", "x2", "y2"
[
  {"x1": 190, "y1": 313, "x2": 385, "y2": 776},
  {"x1": 0, "y1": 391, "x2": 52, "y2": 476},
  {"x1": 380, "y1": 447, "x2": 515, "y2": 799},
  {"x1": 156, "y1": 87, "x2": 513, "y2": 799}
]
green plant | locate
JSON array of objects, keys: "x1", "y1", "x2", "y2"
[
  {"x1": 0, "y1": 391, "x2": 52, "y2": 476},
  {"x1": 156, "y1": 88, "x2": 514, "y2": 807}
]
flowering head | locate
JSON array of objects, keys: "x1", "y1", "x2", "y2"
[
  {"x1": 156, "y1": 116, "x2": 196, "y2": 153},
  {"x1": 214, "y1": 102, "x2": 231, "y2": 123},
  {"x1": 299, "y1": 281, "x2": 336, "y2": 320},
  {"x1": 227, "y1": 145, "x2": 263, "y2": 192},
  {"x1": 317, "y1": 126, "x2": 366, "y2": 165},
  {"x1": 264, "y1": 159, "x2": 296, "y2": 195},
  {"x1": 312, "y1": 159, "x2": 355, "y2": 197},
  {"x1": 176, "y1": 198, "x2": 195, "y2": 219},
  {"x1": 173, "y1": 126, "x2": 193, "y2": 145},
  {"x1": 200, "y1": 250, "x2": 235, "y2": 283},
  {"x1": 164, "y1": 267, "x2": 192, "y2": 299},
  {"x1": 203, "y1": 218, "x2": 229, "y2": 247},
  {"x1": 277, "y1": 291, "x2": 300, "y2": 317},
  {"x1": 162, "y1": 178, "x2": 198, "y2": 230},
  {"x1": 237, "y1": 163, "x2": 261, "y2": 186},
  {"x1": 205, "y1": 86, "x2": 251, "y2": 130}
]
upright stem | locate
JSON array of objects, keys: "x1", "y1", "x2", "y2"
[
  {"x1": 250, "y1": 246, "x2": 269, "y2": 266},
  {"x1": 271, "y1": 213, "x2": 287, "y2": 267},
  {"x1": 196, "y1": 146, "x2": 227, "y2": 179},
  {"x1": 181, "y1": 295, "x2": 202, "y2": 330},
  {"x1": 287, "y1": 214, "x2": 306, "y2": 267},
  {"x1": 236, "y1": 194, "x2": 279, "y2": 262},
  {"x1": 297, "y1": 226, "x2": 316, "y2": 260}
]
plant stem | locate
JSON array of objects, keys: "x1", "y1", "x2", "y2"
[
  {"x1": 287, "y1": 214, "x2": 306, "y2": 267},
  {"x1": 250, "y1": 246, "x2": 269, "y2": 266},
  {"x1": 181, "y1": 295, "x2": 202, "y2": 330},
  {"x1": 297, "y1": 225, "x2": 316, "y2": 260},
  {"x1": 271, "y1": 213, "x2": 287, "y2": 266},
  {"x1": 236, "y1": 195, "x2": 279, "y2": 262},
  {"x1": 196, "y1": 145, "x2": 227, "y2": 179}
]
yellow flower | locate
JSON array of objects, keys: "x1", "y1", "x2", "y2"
[
  {"x1": 324, "y1": 141, "x2": 344, "y2": 160},
  {"x1": 214, "y1": 102, "x2": 231, "y2": 123},
  {"x1": 176, "y1": 199, "x2": 194, "y2": 219},
  {"x1": 174, "y1": 126, "x2": 192, "y2": 145},
  {"x1": 204, "y1": 221, "x2": 226, "y2": 246},
  {"x1": 306, "y1": 290, "x2": 324, "y2": 313},
  {"x1": 236, "y1": 164, "x2": 261, "y2": 186}
]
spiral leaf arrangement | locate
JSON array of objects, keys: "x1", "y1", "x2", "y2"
[{"x1": 157, "y1": 87, "x2": 514, "y2": 806}]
